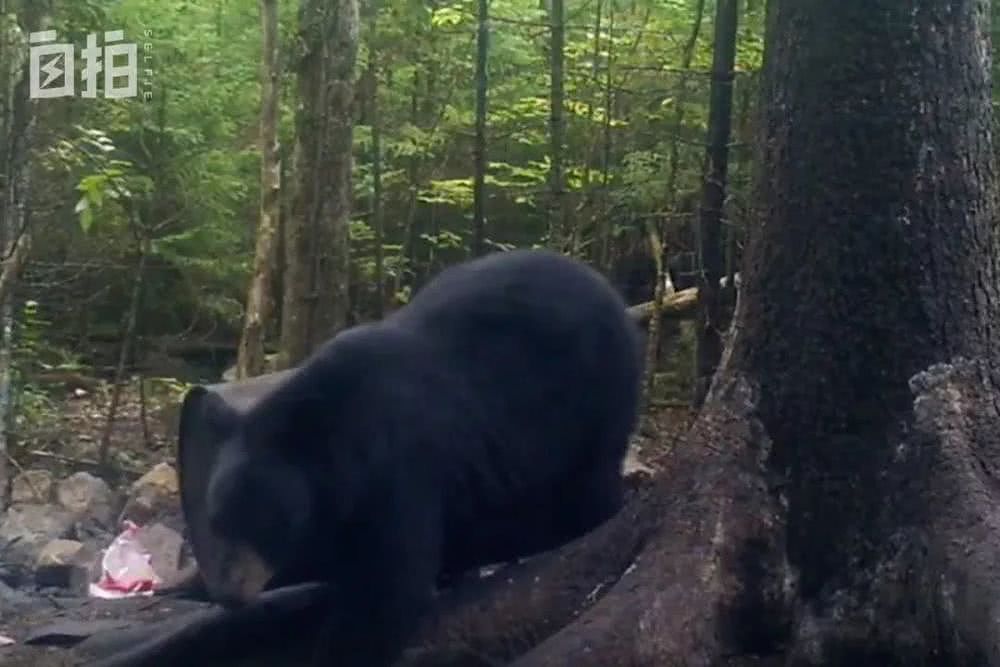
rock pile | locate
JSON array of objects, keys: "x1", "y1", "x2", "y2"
[{"x1": 0, "y1": 463, "x2": 192, "y2": 596}]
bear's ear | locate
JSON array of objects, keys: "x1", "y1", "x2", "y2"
[
  {"x1": 180, "y1": 386, "x2": 239, "y2": 443},
  {"x1": 240, "y1": 362, "x2": 346, "y2": 452}
]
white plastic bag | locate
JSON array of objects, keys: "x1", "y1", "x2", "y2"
[{"x1": 88, "y1": 520, "x2": 161, "y2": 599}]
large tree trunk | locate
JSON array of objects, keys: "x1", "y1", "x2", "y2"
[
  {"x1": 412, "y1": 0, "x2": 1000, "y2": 664},
  {"x1": 279, "y1": 0, "x2": 359, "y2": 368},
  {"x1": 237, "y1": 0, "x2": 282, "y2": 379}
]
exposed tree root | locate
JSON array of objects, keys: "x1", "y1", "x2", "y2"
[
  {"x1": 459, "y1": 360, "x2": 1000, "y2": 667},
  {"x1": 504, "y1": 374, "x2": 790, "y2": 666},
  {"x1": 399, "y1": 478, "x2": 660, "y2": 665}
]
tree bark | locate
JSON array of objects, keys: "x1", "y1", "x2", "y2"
[
  {"x1": 692, "y1": 0, "x2": 738, "y2": 408},
  {"x1": 367, "y1": 2, "x2": 386, "y2": 316},
  {"x1": 725, "y1": 70, "x2": 753, "y2": 291},
  {"x1": 237, "y1": 0, "x2": 282, "y2": 380},
  {"x1": 547, "y1": 0, "x2": 567, "y2": 252},
  {"x1": 279, "y1": 0, "x2": 359, "y2": 368},
  {"x1": 99, "y1": 235, "x2": 148, "y2": 471},
  {"x1": 576, "y1": 0, "x2": 601, "y2": 262},
  {"x1": 596, "y1": 3, "x2": 614, "y2": 271},
  {"x1": 0, "y1": 230, "x2": 30, "y2": 307},
  {"x1": 397, "y1": 69, "x2": 421, "y2": 301},
  {"x1": 0, "y1": 2, "x2": 37, "y2": 504},
  {"x1": 471, "y1": 0, "x2": 489, "y2": 258}
]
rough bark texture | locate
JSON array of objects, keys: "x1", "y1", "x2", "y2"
[
  {"x1": 237, "y1": 0, "x2": 282, "y2": 380},
  {"x1": 279, "y1": 0, "x2": 358, "y2": 368}
]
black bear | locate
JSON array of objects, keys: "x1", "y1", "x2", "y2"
[{"x1": 97, "y1": 249, "x2": 642, "y2": 667}]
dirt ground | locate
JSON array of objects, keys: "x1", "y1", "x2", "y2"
[
  {"x1": 10, "y1": 378, "x2": 181, "y2": 488},
  {"x1": 0, "y1": 593, "x2": 220, "y2": 666}
]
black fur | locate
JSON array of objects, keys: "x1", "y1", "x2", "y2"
[{"x1": 100, "y1": 249, "x2": 642, "y2": 667}]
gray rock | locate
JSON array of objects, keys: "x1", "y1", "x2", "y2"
[
  {"x1": 57, "y1": 472, "x2": 116, "y2": 527},
  {"x1": 11, "y1": 470, "x2": 54, "y2": 504},
  {"x1": 120, "y1": 463, "x2": 180, "y2": 526},
  {"x1": 0, "y1": 503, "x2": 75, "y2": 566},
  {"x1": 34, "y1": 538, "x2": 96, "y2": 591},
  {"x1": 135, "y1": 522, "x2": 187, "y2": 588}
]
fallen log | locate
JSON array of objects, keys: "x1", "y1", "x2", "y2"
[
  {"x1": 626, "y1": 286, "x2": 699, "y2": 323},
  {"x1": 627, "y1": 284, "x2": 738, "y2": 325}
]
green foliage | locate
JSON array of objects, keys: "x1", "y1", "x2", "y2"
[
  {"x1": 16, "y1": 300, "x2": 45, "y2": 367},
  {"x1": 421, "y1": 230, "x2": 464, "y2": 251},
  {"x1": 26, "y1": 0, "x2": 266, "y2": 338},
  {"x1": 18, "y1": 0, "x2": 768, "y2": 352},
  {"x1": 12, "y1": 301, "x2": 59, "y2": 428},
  {"x1": 144, "y1": 376, "x2": 194, "y2": 404}
]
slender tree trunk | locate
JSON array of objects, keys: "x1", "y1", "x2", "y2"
[
  {"x1": 725, "y1": 70, "x2": 754, "y2": 291},
  {"x1": 0, "y1": 1, "x2": 35, "y2": 504},
  {"x1": 547, "y1": 0, "x2": 567, "y2": 252},
  {"x1": 579, "y1": 0, "x2": 600, "y2": 263},
  {"x1": 596, "y1": 3, "x2": 614, "y2": 270},
  {"x1": 280, "y1": 0, "x2": 359, "y2": 368},
  {"x1": 471, "y1": 0, "x2": 488, "y2": 258},
  {"x1": 137, "y1": 373, "x2": 150, "y2": 448},
  {"x1": 237, "y1": 0, "x2": 282, "y2": 379},
  {"x1": 100, "y1": 236, "x2": 148, "y2": 471},
  {"x1": 692, "y1": 0, "x2": 739, "y2": 408},
  {"x1": 398, "y1": 70, "x2": 421, "y2": 299},
  {"x1": 638, "y1": 223, "x2": 666, "y2": 410},
  {"x1": 0, "y1": 297, "x2": 12, "y2": 503},
  {"x1": 367, "y1": 4, "x2": 385, "y2": 316},
  {"x1": 640, "y1": 0, "x2": 705, "y2": 409}
]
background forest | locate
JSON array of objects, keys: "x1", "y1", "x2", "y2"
[{"x1": 0, "y1": 0, "x2": 770, "y2": 481}]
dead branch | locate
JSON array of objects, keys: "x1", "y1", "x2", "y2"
[{"x1": 627, "y1": 286, "x2": 699, "y2": 323}]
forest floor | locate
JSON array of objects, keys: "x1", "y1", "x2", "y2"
[
  {"x1": 10, "y1": 378, "x2": 182, "y2": 488},
  {"x1": 0, "y1": 378, "x2": 694, "y2": 665}
]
